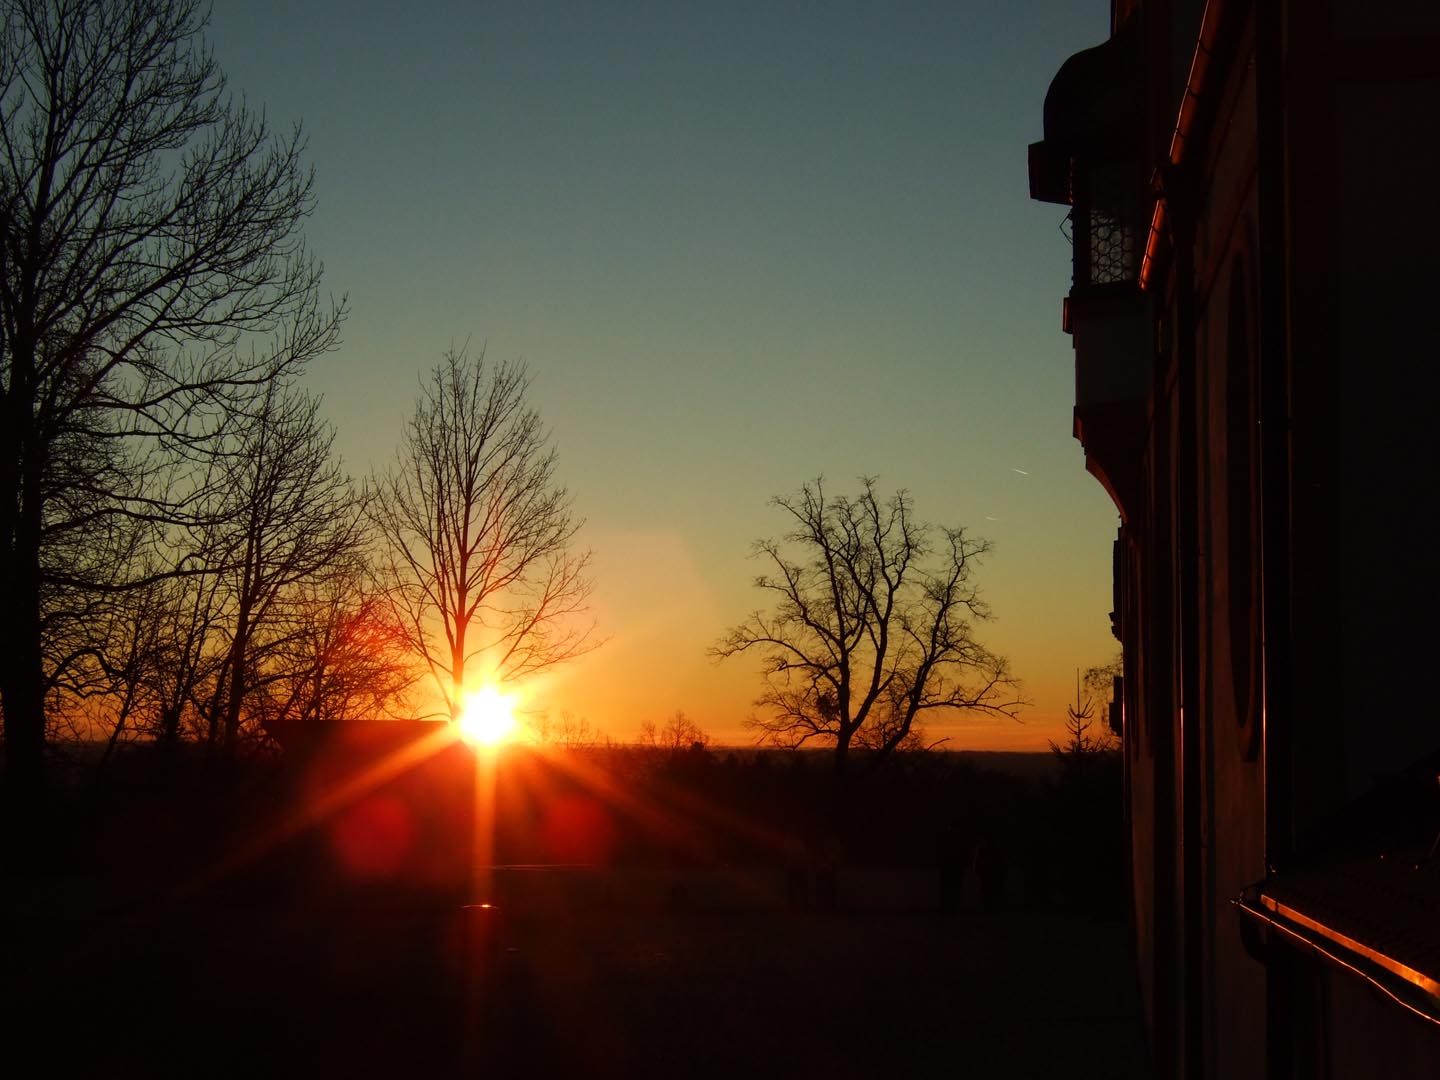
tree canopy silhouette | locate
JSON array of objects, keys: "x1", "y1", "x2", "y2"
[
  {"x1": 0, "y1": 0, "x2": 342, "y2": 788},
  {"x1": 372, "y1": 349, "x2": 594, "y2": 721},
  {"x1": 195, "y1": 382, "x2": 368, "y2": 757},
  {"x1": 713, "y1": 478, "x2": 1022, "y2": 769}
]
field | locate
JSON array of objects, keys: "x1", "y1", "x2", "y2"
[
  {"x1": 5, "y1": 741, "x2": 1140, "y2": 1077},
  {"x1": 7, "y1": 868, "x2": 1147, "y2": 1079}
]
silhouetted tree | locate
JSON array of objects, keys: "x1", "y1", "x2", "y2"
[
  {"x1": 528, "y1": 709, "x2": 602, "y2": 752},
  {"x1": 1046, "y1": 668, "x2": 1124, "y2": 910},
  {"x1": 713, "y1": 478, "x2": 1022, "y2": 771},
  {"x1": 142, "y1": 559, "x2": 227, "y2": 748},
  {"x1": 1050, "y1": 668, "x2": 1119, "y2": 760},
  {"x1": 1083, "y1": 655, "x2": 1123, "y2": 701},
  {"x1": 0, "y1": 0, "x2": 342, "y2": 788},
  {"x1": 42, "y1": 388, "x2": 375, "y2": 762},
  {"x1": 193, "y1": 383, "x2": 368, "y2": 757},
  {"x1": 637, "y1": 710, "x2": 712, "y2": 754},
  {"x1": 251, "y1": 575, "x2": 417, "y2": 729},
  {"x1": 77, "y1": 563, "x2": 173, "y2": 768},
  {"x1": 372, "y1": 349, "x2": 593, "y2": 721},
  {"x1": 1083, "y1": 652, "x2": 1124, "y2": 741}
]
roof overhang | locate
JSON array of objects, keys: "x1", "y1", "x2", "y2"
[{"x1": 1027, "y1": 18, "x2": 1144, "y2": 206}]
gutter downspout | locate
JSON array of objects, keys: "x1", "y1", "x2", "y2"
[
  {"x1": 1253, "y1": 4, "x2": 1296, "y2": 1076},
  {"x1": 1139, "y1": 1, "x2": 1228, "y2": 293},
  {"x1": 1159, "y1": 2, "x2": 1300, "y2": 1074},
  {"x1": 1169, "y1": 167, "x2": 1205, "y2": 1080},
  {"x1": 1142, "y1": 4, "x2": 1233, "y2": 1076},
  {"x1": 1253, "y1": 0, "x2": 1293, "y2": 897}
]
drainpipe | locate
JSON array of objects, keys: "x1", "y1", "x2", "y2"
[
  {"x1": 1158, "y1": 2, "x2": 1297, "y2": 1072},
  {"x1": 1253, "y1": 0, "x2": 1292, "y2": 898},
  {"x1": 1139, "y1": 1, "x2": 1228, "y2": 294},
  {"x1": 1146, "y1": 3, "x2": 1234, "y2": 1077},
  {"x1": 1167, "y1": 159, "x2": 1205, "y2": 1080},
  {"x1": 1253, "y1": 2, "x2": 1295, "y2": 1077}
]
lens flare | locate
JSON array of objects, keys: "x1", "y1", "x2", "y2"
[{"x1": 459, "y1": 686, "x2": 518, "y2": 747}]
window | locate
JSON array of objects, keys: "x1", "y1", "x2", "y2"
[{"x1": 1074, "y1": 161, "x2": 1140, "y2": 288}]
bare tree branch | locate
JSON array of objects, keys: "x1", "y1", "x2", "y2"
[
  {"x1": 712, "y1": 477, "x2": 1025, "y2": 770},
  {"x1": 0, "y1": 0, "x2": 344, "y2": 787},
  {"x1": 371, "y1": 348, "x2": 596, "y2": 721}
]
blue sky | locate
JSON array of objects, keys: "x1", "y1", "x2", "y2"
[{"x1": 207, "y1": 1, "x2": 1117, "y2": 748}]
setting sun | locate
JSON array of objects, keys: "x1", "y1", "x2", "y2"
[{"x1": 458, "y1": 686, "x2": 518, "y2": 747}]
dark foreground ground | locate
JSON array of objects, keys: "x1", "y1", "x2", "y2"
[{"x1": 7, "y1": 877, "x2": 1148, "y2": 1079}]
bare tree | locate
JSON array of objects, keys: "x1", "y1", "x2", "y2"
[
  {"x1": 40, "y1": 386, "x2": 371, "y2": 764},
  {"x1": 78, "y1": 566, "x2": 172, "y2": 769},
  {"x1": 1083, "y1": 654, "x2": 1122, "y2": 699},
  {"x1": 528, "y1": 709, "x2": 602, "y2": 752},
  {"x1": 251, "y1": 576, "x2": 418, "y2": 731},
  {"x1": 143, "y1": 554, "x2": 227, "y2": 749},
  {"x1": 713, "y1": 478, "x2": 1022, "y2": 771},
  {"x1": 0, "y1": 0, "x2": 343, "y2": 787},
  {"x1": 372, "y1": 349, "x2": 593, "y2": 721},
  {"x1": 195, "y1": 382, "x2": 368, "y2": 758},
  {"x1": 636, "y1": 711, "x2": 712, "y2": 754}
]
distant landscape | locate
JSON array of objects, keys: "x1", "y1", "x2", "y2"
[
  {"x1": 1, "y1": 4, "x2": 1139, "y2": 1075},
  {"x1": 7, "y1": 729, "x2": 1135, "y2": 1077}
]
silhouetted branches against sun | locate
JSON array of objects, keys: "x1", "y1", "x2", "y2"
[
  {"x1": 0, "y1": 0, "x2": 345, "y2": 786},
  {"x1": 371, "y1": 348, "x2": 595, "y2": 721},
  {"x1": 251, "y1": 578, "x2": 418, "y2": 730},
  {"x1": 190, "y1": 381, "x2": 371, "y2": 756},
  {"x1": 712, "y1": 477, "x2": 1024, "y2": 771}
]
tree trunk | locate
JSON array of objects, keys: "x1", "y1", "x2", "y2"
[
  {"x1": 221, "y1": 614, "x2": 251, "y2": 760},
  {"x1": 0, "y1": 556, "x2": 47, "y2": 794},
  {"x1": 451, "y1": 616, "x2": 466, "y2": 721},
  {"x1": 159, "y1": 702, "x2": 182, "y2": 745},
  {"x1": 0, "y1": 340, "x2": 49, "y2": 794},
  {"x1": 451, "y1": 667, "x2": 465, "y2": 722}
]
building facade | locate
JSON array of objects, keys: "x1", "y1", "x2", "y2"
[{"x1": 1030, "y1": 3, "x2": 1440, "y2": 1077}]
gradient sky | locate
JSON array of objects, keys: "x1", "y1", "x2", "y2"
[{"x1": 206, "y1": 1, "x2": 1116, "y2": 750}]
